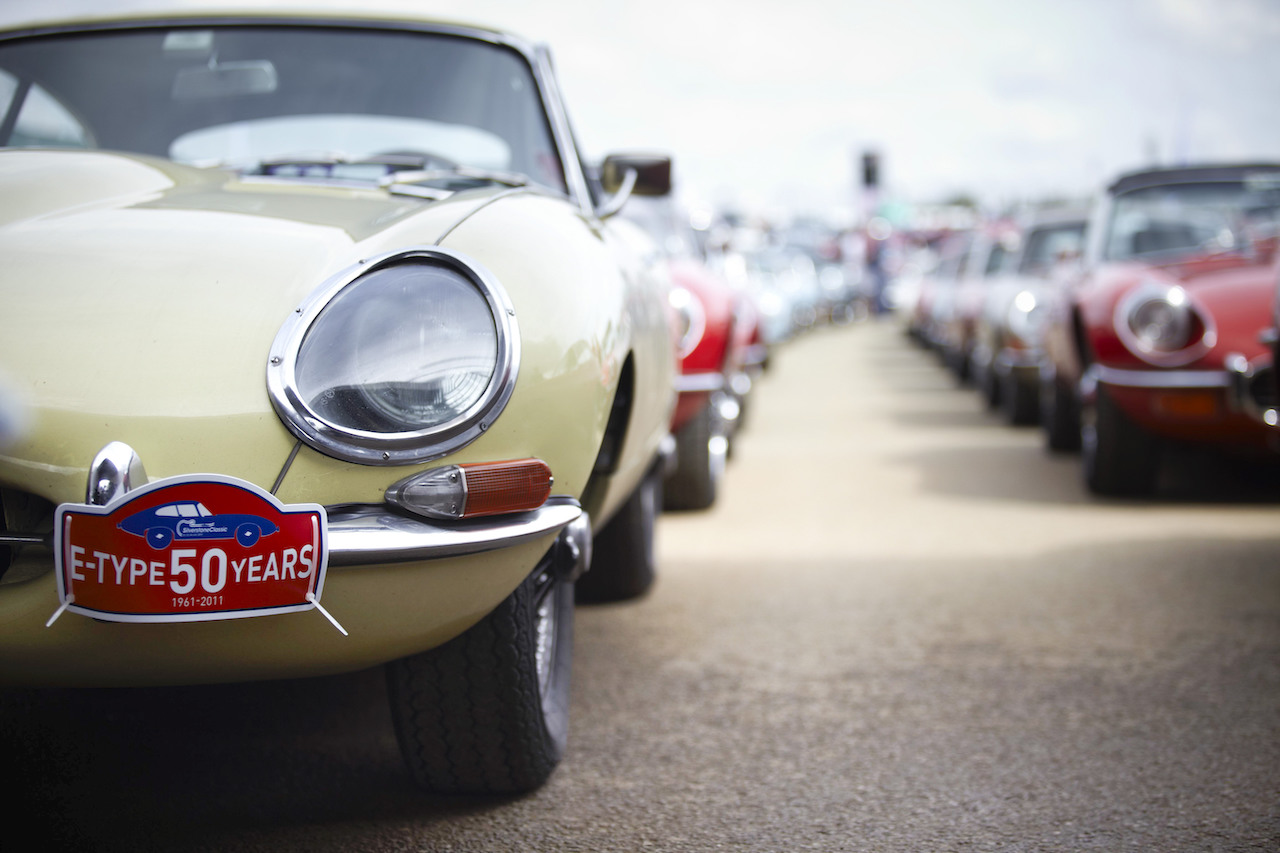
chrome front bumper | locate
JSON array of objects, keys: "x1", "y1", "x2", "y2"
[
  {"x1": 1081, "y1": 358, "x2": 1278, "y2": 429},
  {"x1": 1083, "y1": 364, "x2": 1232, "y2": 393},
  {"x1": 673, "y1": 370, "x2": 726, "y2": 394},
  {"x1": 0, "y1": 442, "x2": 589, "y2": 578},
  {"x1": 326, "y1": 496, "x2": 585, "y2": 567}
]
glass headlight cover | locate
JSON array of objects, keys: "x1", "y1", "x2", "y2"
[
  {"x1": 268, "y1": 248, "x2": 519, "y2": 465},
  {"x1": 1129, "y1": 297, "x2": 1190, "y2": 351},
  {"x1": 296, "y1": 265, "x2": 496, "y2": 432},
  {"x1": 1114, "y1": 282, "x2": 1213, "y2": 367}
]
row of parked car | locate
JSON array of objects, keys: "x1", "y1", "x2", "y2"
[
  {"x1": 0, "y1": 3, "x2": 789, "y2": 798},
  {"x1": 900, "y1": 163, "x2": 1280, "y2": 496}
]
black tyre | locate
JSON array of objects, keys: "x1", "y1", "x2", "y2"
[
  {"x1": 1001, "y1": 371, "x2": 1040, "y2": 426},
  {"x1": 1081, "y1": 384, "x2": 1160, "y2": 497},
  {"x1": 386, "y1": 559, "x2": 573, "y2": 794},
  {"x1": 957, "y1": 346, "x2": 973, "y2": 383},
  {"x1": 663, "y1": 405, "x2": 725, "y2": 511},
  {"x1": 943, "y1": 344, "x2": 970, "y2": 383},
  {"x1": 575, "y1": 466, "x2": 660, "y2": 603},
  {"x1": 977, "y1": 361, "x2": 1001, "y2": 409},
  {"x1": 1041, "y1": 370, "x2": 1081, "y2": 451},
  {"x1": 733, "y1": 394, "x2": 750, "y2": 444}
]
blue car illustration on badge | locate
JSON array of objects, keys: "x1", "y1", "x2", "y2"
[{"x1": 119, "y1": 501, "x2": 280, "y2": 550}]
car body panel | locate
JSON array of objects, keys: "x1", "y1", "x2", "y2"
[
  {"x1": 0, "y1": 151, "x2": 630, "y2": 506},
  {"x1": 2, "y1": 534, "x2": 553, "y2": 685}
]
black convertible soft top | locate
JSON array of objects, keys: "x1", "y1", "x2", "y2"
[{"x1": 1109, "y1": 163, "x2": 1280, "y2": 195}]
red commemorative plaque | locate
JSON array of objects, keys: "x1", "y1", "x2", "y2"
[{"x1": 54, "y1": 475, "x2": 328, "y2": 623}]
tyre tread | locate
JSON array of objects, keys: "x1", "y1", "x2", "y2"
[{"x1": 387, "y1": 566, "x2": 567, "y2": 794}]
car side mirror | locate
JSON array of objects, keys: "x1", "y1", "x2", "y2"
[{"x1": 596, "y1": 153, "x2": 672, "y2": 219}]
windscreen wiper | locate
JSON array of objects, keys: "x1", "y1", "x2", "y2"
[{"x1": 380, "y1": 165, "x2": 530, "y2": 197}]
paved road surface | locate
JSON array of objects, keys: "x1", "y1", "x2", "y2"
[{"x1": 6, "y1": 320, "x2": 1279, "y2": 851}]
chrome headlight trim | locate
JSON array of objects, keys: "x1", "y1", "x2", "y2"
[
  {"x1": 267, "y1": 247, "x2": 519, "y2": 466},
  {"x1": 1114, "y1": 281, "x2": 1215, "y2": 368}
]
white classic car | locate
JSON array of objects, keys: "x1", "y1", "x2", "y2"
[{"x1": 0, "y1": 4, "x2": 678, "y2": 794}]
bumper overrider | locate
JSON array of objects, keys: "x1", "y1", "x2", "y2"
[{"x1": 1226, "y1": 351, "x2": 1278, "y2": 429}]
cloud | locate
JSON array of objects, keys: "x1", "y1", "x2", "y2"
[
  {"x1": 1150, "y1": 0, "x2": 1280, "y2": 52},
  {"x1": 5, "y1": 0, "x2": 1278, "y2": 213}
]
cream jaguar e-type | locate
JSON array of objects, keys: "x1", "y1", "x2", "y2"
[{"x1": 0, "y1": 5, "x2": 677, "y2": 794}]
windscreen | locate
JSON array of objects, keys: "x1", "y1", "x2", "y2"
[
  {"x1": 0, "y1": 25, "x2": 567, "y2": 193},
  {"x1": 1018, "y1": 222, "x2": 1085, "y2": 275},
  {"x1": 1104, "y1": 176, "x2": 1280, "y2": 261}
]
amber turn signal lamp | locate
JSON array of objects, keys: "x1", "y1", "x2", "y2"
[
  {"x1": 1151, "y1": 390, "x2": 1219, "y2": 420},
  {"x1": 386, "y1": 458, "x2": 553, "y2": 520}
]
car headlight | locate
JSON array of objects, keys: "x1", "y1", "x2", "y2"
[
  {"x1": 1114, "y1": 282, "x2": 1213, "y2": 367},
  {"x1": 1006, "y1": 289, "x2": 1046, "y2": 347},
  {"x1": 268, "y1": 247, "x2": 519, "y2": 465},
  {"x1": 668, "y1": 285, "x2": 706, "y2": 359}
]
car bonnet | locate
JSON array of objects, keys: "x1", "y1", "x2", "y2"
[{"x1": 0, "y1": 148, "x2": 504, "y2": 503}]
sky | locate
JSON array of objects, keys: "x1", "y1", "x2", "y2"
[{"x1": 4, "y1": 0, "x2": 1280, "y2": 221}]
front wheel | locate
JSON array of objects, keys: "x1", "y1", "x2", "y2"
[
  {"x1": 1001, "y1": 371, "x2": 1040, "y2": 426},
  {"x1": 664, "y1": 405, "x2": 726, "y2": 511},
  {"x1": 977, "y1": 360, "x2": 1001, "y2": 409},
  {"x1": 1081, "y1": 384, "x2": 1161, "y2": 497},
  {"x1": 575, "y1": 465, "x2": 660, "y2": 603},
  {"x1": 386, "y1": 560, "x2": 573, "y2": 794},
  {"x1": 943, "y1": 343, "x2": 970, "y2": 383},
  {"x1": 1041, "y1": 370, "x2": 1081, "y2": 452}
]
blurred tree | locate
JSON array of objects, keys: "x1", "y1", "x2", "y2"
[{"x1": 941, "y1": 193, "x2": 979, "y2": 210}]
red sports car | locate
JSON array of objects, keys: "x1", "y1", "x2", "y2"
[
  {"x1": 1040, "y1": 163, "x2": 1280, "y2": 495},
  {"x1": 618, "y1": 196, "x2": 762, "y2": 511},
  {"x1": 665, "y1": 257, "x2": 761, "y2": 509}
]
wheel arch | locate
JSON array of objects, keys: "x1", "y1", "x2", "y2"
[{"x1": 579, "y1": 352, "x2": 635, "y2": 524}]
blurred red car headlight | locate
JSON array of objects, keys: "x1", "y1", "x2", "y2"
[
  {"x1": 668, "y1": 285, "x2": 706, "y2": 359},
  {"x1": 1114, "y1": 282, "x2": 1214, "y2": 366}
]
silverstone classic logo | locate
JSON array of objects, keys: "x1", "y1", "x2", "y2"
[{"x1": 118, "y1": 501, "x2": 280, "y2": 549}]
